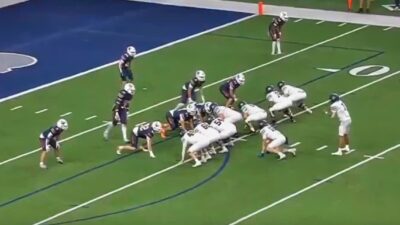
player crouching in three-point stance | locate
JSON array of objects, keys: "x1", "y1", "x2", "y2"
[
  {"x1": 104, "y1": 83, "x2": 135, "y2": 142},
  {"x1": 181, "y1": 130, "x2": 210, "y2": 168},
  {"x1": 258, "y1": 121, "x2": 296, "y2": 160},
  {"x1": 39, "y1": 119, "x2": 68, "y2": 169},
  {"x1": 205, "y1": 102, "x2": 242, "y2": 124},
  {"x1": 116, "y1": 121, "x2": 162, "y2": 158},
  {"x1": 269, "y1": 12, "x2": 288, "y2": 55},
  {"x1": 326, "y1": 94, "x2": 352, "y2": 156},
  {"x1": 277, "y1": 81, "x2": 312, "y2": 114},
  {"x1": 219, "y1": 73, "x2": 245, "y2": 108},
  {"x1": 174, "y1": 70, "x2": 206, "y2": 110},
  {"x1": 210, "y1": 118, "x2": 237, "y2": 153},
  {"x1": 238, "y1": 101, "x2": 268, "y2": 132},
  {"x1": 265, "y1": 85, "x2": 295, "y2": 122}
]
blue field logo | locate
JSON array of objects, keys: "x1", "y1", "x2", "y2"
[{"x1": 0, "y1": 52, "x2": 37, "y2": 74}]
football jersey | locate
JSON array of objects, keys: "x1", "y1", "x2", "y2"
[
  {"x1": 113, "y1": 90, "x2": 133, "y2": 111},
  {"x1": 260, "y1": 125, "x2": 284, "y2": 140},
  {"x1": 242, "y1": 104, "x2": 265, "y2": 115},
  {"x1": 182, "y1": 130, "x2": 204, "y2": 145},
  {"x1": 133, "y1": 123, "x2": 155, "y2": 139},
  {"x1": 281, "y1": 85, "x2": 305, "y2": 97},
  {"x1": 210, "y1": 118, "x2": 232, "y2": 132},
  {"x1": 330, "y1": 100, "x2": 351, "y2": 122},
  {"x1": 269, "y1": 17, "x2": 286, "y2": 30},
  {"x1": 119, "y1": 53, "x2": 134, "y2": 70},
  {"x1": 266, "y1": 91, "x2": 288, "y2": 104},
  {"x1": 40, "y1": 126, "x2": 64, "y2": 140},
  {"x1": 182, "y1": 78, "x2": 204, "y2": 91}
]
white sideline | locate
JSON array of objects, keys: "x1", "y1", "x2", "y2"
[
  {"x1": 0, "y1": 15, "x2": 256, "y2": 104},
  {"x1": 33, "y1": 70, "x2": 400, "y2": 224},
  {"x1": 0, "y1": 25, "x2": 368, "y2": 166},
  {"x1": 228, "y1": 143, "x2": 400, "y2": 225}
]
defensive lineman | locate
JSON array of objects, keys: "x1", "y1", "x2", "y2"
[
  {"x1": 326, "y1": 94, "x2": 352, "y2": 156},
  {"x1": 39, "y1": 119, "x2": 68, "y2": 169},
  {"x1": 103, "y1": 83, "x2": 135, "y2": 142},
  {"x1": 174, "y1": 70, "x2": 206, "y2": 110},
  {"x1": 259, "y1": 121, "x2": 296, "y2": 160},
  {"x1": 269, "y1": 12, "x2": 288, "y2": 55},
  {"x1": 238, "y1": 101, "x2": 268, "y2": 132},
  {"x1": 116, "y1": 121, "x2": 162, "y2": 158},
  {"x1": 265, "y1": 85, "x2": 295, "y2": 122},
  {"x1": 277, "y1": 81, "x2": 312, "y2": 113}
]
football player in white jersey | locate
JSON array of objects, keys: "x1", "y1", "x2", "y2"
[
  {"x1": 205, "y1": 102, "x2": 242, "y2": 124},
  {"x1": 265, "y1": 85, "x2": 295, "y2": 122},
  {"x1": 194, "y1": 122, "x2": 226, "y2": 155},
  {"x1": 259, "y1": 121, "x2": 296, "y2": 160},
  {"x1": 325, "y1": 94, "x2": 352, "y2": 156},
  {"x1": 181, "y1": 130, "x2": 210, "y2": 167},
  {"x1": 210, "y1": 118, "x2": 237, "y2": 153},
  {"x1": 238, "y1": 101, "x2": 268, "y2": 132},
  {"x1": 277, "y1": 81, "x2": 312, "y2": 114}
]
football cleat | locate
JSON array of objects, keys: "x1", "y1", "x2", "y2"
[{"x1": 57, "y1": 119, "x2": 68, "y2": 130}]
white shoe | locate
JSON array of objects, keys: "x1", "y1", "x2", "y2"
[
  {"x1": 201, "y1": 157, "x2": 207, "y2": 163},
  {"x1": 56, "y1": 157, "x2": 64, "y2": 164},
  {"x1": 116, "y1": 150, "x2": 122, "y2": 155},
  {"x1": 287, "y1": 148, "x2": 296, "y2": 156},
  {"x1": 209, "y1": 146, "x2": 217, "y2": 155},
  {"x1": 40, "y1": 162, "x2": 47, "y2": 169},
  {"x1": 103, "y1": 131, "x2": 109, "y2": 141},
  {"x1": 306, "y1": 108, "x2": 313, "y2": 114},
  {"x1": 193, "y1": 161, "x2": 202, "y2": 168},
  {"x1": 149, "y1": 152, "x2": 156, "y2": 158},
  {"x1": 205, "y1": 154, "x2": 212, "y2": 161},
  {"x1": 278, "y1": 154, "x2": 286, "y2": 160},
  {"x1": 331, "y1": 150, "x2": 343, "y2": 156},
  {"x1": 219, "y1": 147, "x2": 229, "y2": 154}
]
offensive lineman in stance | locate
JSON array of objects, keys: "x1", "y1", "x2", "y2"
[
  {"x1": 238, "y1": 101, "x2": 268, "y2": 132},
  {"x1": 325, "y1": 94, "x2": 352, "y2": 156},
  {"x1": 277, "y1": 81, "x2": 312, "y2": 114},
  {"x1": 269, "y1": 12, "x2": 288, "y2": 55},
  {"x1": 259, "y1": 121, "x2": 296, "y2": 160}
]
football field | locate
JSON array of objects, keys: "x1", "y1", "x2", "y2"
[{"x1": 1, "y1": 15, "x2": 399, "y2": 225}]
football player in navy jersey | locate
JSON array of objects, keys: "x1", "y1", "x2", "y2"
[
  {"x1": 103, "y1": 83, "x2": 135, "y2": 142},
  {"x1": 219, "y1": 73, "x2": 245, "y2": 108},
  {"x1": 118, "y1": 46, "x2": 136, "y2": 85},
  {"x1": 174, "y1": 70, "x2": 206, "y2": 110},
  {"x1": 269, "y1": 12, "x2": 288, "y2": 55},
  {"x1": 116, "y1": 121, "x2": 162, "y2": 158},
  {"x1": 39, "y1": 119, "x2": 68, "y2": 169},
  {"x1": 161, "y1": 104, "x2": 197, "y2": 139}
]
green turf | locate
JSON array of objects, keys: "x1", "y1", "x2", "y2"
[
  {"x1": 231, "y1": 0, "x2": 400, "y2": 16},
  {"x1": 0, "y1": 16, "x2": 399, "y2": 224}
]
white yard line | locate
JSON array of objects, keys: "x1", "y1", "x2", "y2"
[
  {"x1": 383, "y1": 26, "x2": 393, "y2": 31},
  {"x1": 294, "y1": 18, "x2": 303, "y2": 23},
  {"x1": 316, "y1": 20, "x2": 325, "y2": 24},
  {"x1": 60, "y1": 112, "x2": 72, "y2": 117},
  {"x1": 290, "y1": 142, "x2": 301, "y2": 147},
  {"x1": 0, "y1": 15, "x2": 257, "y2": 104},
  {"x1": 84, "y1": 115, "x2": 97, "y2": 121},
  {"x1": 32, "y1": 134, "x2": 252, "y2": 225},
  {"x1": 0, "y1": 25, "x2": 370, "y2": 166},
  {"x1": 338, "y1": 22, "x2": 347, "y2": 27},
  {"x1": 34, "y1": 109, "x2": 48, "y2": 114},
  {"x1": 316, "y1": 145, "x2": 328, "y2": 151},
  {"x1": 364, "y1": 154, "x2": 384, "y2": 160},
  {"x1": 10, "y1": 105, "x2": 22, "y2": 111},
  {"x1": 32, "y1": 69, "x2": 400, "y2": 224},
  {"x1": 228, "y1": 143, "x2": 400, "y2": 225}
]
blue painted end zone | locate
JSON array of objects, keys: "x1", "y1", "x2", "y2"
[{"x1": 0, "y1": 0, "x2": 250, "y2": 100}]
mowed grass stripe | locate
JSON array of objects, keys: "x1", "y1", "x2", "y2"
[{"x1": 0, "y1": 25, "x2": 369, "y2": 166}]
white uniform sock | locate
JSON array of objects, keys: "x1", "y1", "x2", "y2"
[
  {"x1": 277, "y1": 40, "x2": 281, "y2": 54},
  {"x1": 121, "y1": 124, "x2": 128, "y2": 142},
  {"x1": 104, "y1": 122, "x2": 113, "y2": 137},
  {"x1": 272, "y1": 41, "x2": 276, "y2": 54}
]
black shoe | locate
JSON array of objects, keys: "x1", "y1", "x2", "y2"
[
  {"x1": 366, "y1": 8, "x2": 370, "y2": 13},
  {"x1": 358, "y1": 8, "x2": 364, "y2": 13}
]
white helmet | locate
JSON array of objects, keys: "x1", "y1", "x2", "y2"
[
  {"x1": 195, "y1": 70, "x2": 206, "y2": 82},
  {"x1": 279, "y1": 11, "x2": 288, "y2": 21},
  {"x1": 151, "y1": 121, "x2": 162, "y2": 133},
  {"x1": 57, "y1": 119, "x2": 68, "y2": 130},
  {"x1": 235, "y1": 73, "x2": 245, "y2": 85},
  {"x1": 124, "y1": 83, "x2": 136, "y2": 95},
  {"x1": 186, "y1": 103, "x2": 197, "y2": 116},
  {"x1": 127, "y1": 46, "x2": 136, "y2": 57}
]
